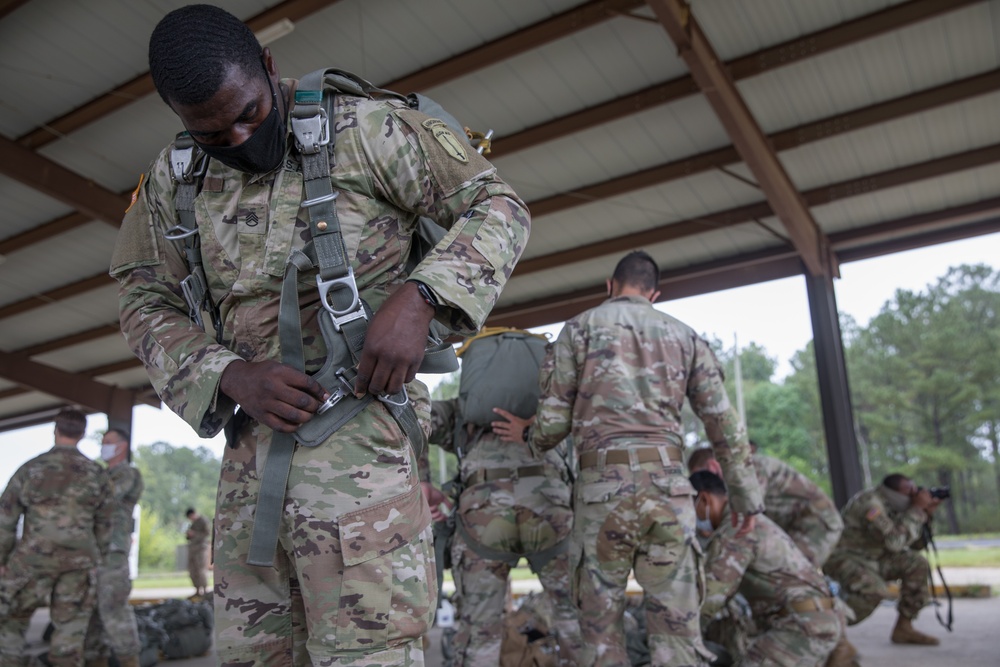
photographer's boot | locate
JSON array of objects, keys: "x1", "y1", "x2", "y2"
[
  {"x1": 890, "y1": 615, "x2": 939, "y2": 645},
  {"x1": 825, "y1": 637, "x2": 859, "y2": 666}
]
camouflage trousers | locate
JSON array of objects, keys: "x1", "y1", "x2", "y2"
[
  {"x1": 0, "y1": 554, "x2": 95, "y2": 667},
  {"x1": 824, "y1": 550, "x2": 930, "y2": 624},
  {"x1": 188, "y1": 542, "x2": 210, "y2": 590},
  {"x1": 450, "y1": 474, "x2": 581, "y2": 666},
  {"x1": 741, "y1": 606, "x2": 843, "y2": 666},
  {"x1": 84, "y1": 552, "x2": 141, "y2": 659},
  {"x1": 573, "y1": 459, "x2": 713, "y2": 667},
  {"x1": 214, "y1": 402, "x2": 436, "y2": 667}
]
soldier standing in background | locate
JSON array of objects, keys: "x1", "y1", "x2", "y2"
[
  {"x1": 185, "y1": 508, "x2": 210, "y2": 599},
  {"x1": 0, "y1": 408, "x2": 113, "y2": 667},
  {"x1": 824, "y1": 473, "x2": 942, "y2": 649},
  {"x1": 84, "y1": 428, "x2": 145, "y2": 667},
  {"x1": 425, "y1": 388, "x2": 582, "y2": 665},
  {"x1": 494, "y1": 251, "x2": 763, "y2": 667},
  {"x1": 691, "y1": 471, "x2": 845, "y2": 667},
  {"x1": 688, "y1": 440, "x2": 844, "y2": 568}
]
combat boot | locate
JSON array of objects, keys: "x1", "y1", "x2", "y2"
[
  {"x1": 825, "y1": 637, "x2": 859, "y2": 666},
  {"x1": 890, "y1": 615, "x2": 939, "y2": 645},
  {"x1": 114, "y1": 655, "x2": 142, "y2": 667}
]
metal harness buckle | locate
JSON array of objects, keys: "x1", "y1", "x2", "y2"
[
  {"x1": 292, "y1": 109, "x2": 330, "y2": 155},
  {"x1": 316, "y1": 270, "x2": 367, "y2": 330},
  {"x1": 377, "y1": 386, "x2": 409, "y2": 408},
  {"x1": 170, "y1": 143, "x2": 208, "y2": 184}
]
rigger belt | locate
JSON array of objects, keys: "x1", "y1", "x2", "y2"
[
  {"x1": 465, "y1": 464, "x2": 547, "y2": 487},
  {"x1": 778, "y1": 596, "x2": 837, "y2": 616},
  {"x1": 578, "y1": 444, "x2": 684, "y2": 469}
]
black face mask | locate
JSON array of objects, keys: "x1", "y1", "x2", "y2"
[{"x1": 195, "y1": 69, "x2": 287, "y2": 174}]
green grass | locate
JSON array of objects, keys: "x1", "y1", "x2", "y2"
[
  {"x1": 935, "y1": 532, "x2": 1000, "y2": 542},
  {"x1": 930, "y1": 547, "x2": 1000, "y2": 568}
]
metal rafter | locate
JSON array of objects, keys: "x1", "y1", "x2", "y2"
[
  {"x1": 488, "y1": 202, "x2": 1000, "y2": 329},
  {"x1": 384, "y1": 0, "x2": 644, "y2": 92},
  {"x1": 13, "y1": 324, "x2": 123, "y2": 357},
  {"x1": 647, "y1": 0, "x2": 831, "y2": 276},
  {"x1": 490, "y1": 0, "x2": 980, "y2": 158},
  {"x1": 16, "y1": 0, "x2": 346, "y2": 150},
  {"x1": 514, "y1": 143, "x2": 1000, "y2": 276},
  {"x1": 0, "y1": 350, "x2": 137, "y2": 415},
  {"x1": 0, "y1": 272, "x2": 115, "y2": 320},
  {"x1": 528, "y1": 69, "x2": 1000, "y2": 218}
]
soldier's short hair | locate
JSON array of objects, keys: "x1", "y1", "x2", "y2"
[
  {"x1": 186, "y1": 508, "x2": 196, "y2": 517},
  {"x1": 611, "y1": 251, "x2": 659, "y2": 292},
  {"x1": 687, "y1": 447, "x2": 716, "y2": 472},
  {"x1": 54, "y1": 408, "x2": 87, "y2": 440},
  {"x1": 106, "y1": 427, "x2": 131, "y2": 443},
  {"x1": 149, "y1": 4, "x2": 264, "y2": 107},
  {"x1": 690, "y1": 470, "x2": 727, "y2": 496},
  {"x1": 882, "y1": 473, "x2": 909, "y2": 492}
]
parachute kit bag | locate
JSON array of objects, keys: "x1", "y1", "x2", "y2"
[{"x1": 456, "y1": 328, "x2": 549, "y2": 427}]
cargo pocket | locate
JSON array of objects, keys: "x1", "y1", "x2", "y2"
[{"x1": 335, "y1": 483, "x2": 433, "y2": 650}]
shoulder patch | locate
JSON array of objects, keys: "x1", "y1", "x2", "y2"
[
  {"x1": 421, "y1": 118, "x2": 468, "y2": 163},
  {"x1": 126, "y1": 173, "x2": 145, "y2": 213},
  {"x1": 865, "y1": 507, "x2": 882, "y2": 522}
]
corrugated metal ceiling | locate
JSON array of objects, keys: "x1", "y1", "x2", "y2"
[{"x1": 0, "y1": 0, "x2": 998, "y2": 429}]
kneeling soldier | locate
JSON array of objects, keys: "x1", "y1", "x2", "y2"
[{"x1": 692, "y1": 471, "x2": 845, "y2": 667}]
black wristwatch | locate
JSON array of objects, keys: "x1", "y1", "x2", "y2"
[{"x1": 408, "y1": 280, "x2": 440, "y2": 311}]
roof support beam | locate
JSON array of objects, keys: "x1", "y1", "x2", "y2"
[
  {"x1": 0, "y1": 272, "x2": 115, "y2": 320},
  {"x1": 13, "y1": 324, "x2": 123, "y2": 357},
  {"x1": 490, "y1": 0, "x2": 980, "y2": 158},
  {"x1": 489, "y1": 206, "x2": 1000, "y2": 329},
  {"x1": 384, "y1": 0, "x2": 644, "y2": 92},
  {"x1": 514, "y1": 142, "x2": 1000, "y2": 276},
  {"x1": 0, "y1": 136, "x2": 129, "y2": 226},
  {"x1": 646, "y1": 0, "x2": 832, "y2": 276},
  {"x1": 528, "y1": 69, "x2": 1000, "y2": 218},
  {"x1": 17, "y1": 0, "x2": 346, "y2": 150},
  {"x1": 0, "y1": 350, "x2": 137, "y2": 415}
]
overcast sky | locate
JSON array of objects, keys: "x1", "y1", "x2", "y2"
[{"x1": 2, "y1": 231, "x2": 998, "y2": 488}]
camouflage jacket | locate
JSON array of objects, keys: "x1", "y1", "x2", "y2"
[
  {"x1": 531, "y1": 296, "x2": 762, "y2": 514},
  {"x1": 831, "y1": 486, "x2": 927, "y2": 561},
  {"x1": 702, "y1": 506, "x2": 831, "y2": 623},
  {"x1": 0, "y1": 447, "x2": 113, "y2": 571},
  {"x1": 110, "y1": 82, "x2": 529, "y2": 437},
  {"x1": 755, "y1": 454, "x2": 842, "y2": 534},
  {"x1": 429, "y1": 398, "x2": 572, "y2": 486},
  {"x1": 187, "y1": 515, "x2": 210, "y2": 547},
  {"x1": 106, "y1": 464, "x2": 143, "y2": 554}
]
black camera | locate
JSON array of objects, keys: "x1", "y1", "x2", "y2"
[{"x1": 927, "y1": 486, "x2": 951, "y2": 500}]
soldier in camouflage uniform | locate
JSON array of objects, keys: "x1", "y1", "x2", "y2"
[
  {"x1": 688, "y1": 443, "x2": 843, "y2": 567},
  {"x1": 84, "y1": 428, "x2": 145, "y2": 667},
  {"x1": 426, "y1": 397, "x2": 581, "y2": 666},
  {"x1": 494, "y1": 252, "x2": 763, "y2": 667},
  {"x1": 691, "y1": 471, "x2": 843, "y2": 667},
  {"x1": 823, "y1": 474, "x2": 941, "y2": 647},
  {"x1": 185, "y1": 508, "x2": 210, "y2": 597},
  {"x1": 0, "y1": 409, "x2": 113, "y2": 667},
  {"x1": 112, "y1": 6, "x2": 528, "y2": 666}
]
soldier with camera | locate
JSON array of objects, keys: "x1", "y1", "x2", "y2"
[{"x1": 823, "y1": 473, "x2": 945, "y2": 656}]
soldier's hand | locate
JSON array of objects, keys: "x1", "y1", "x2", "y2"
[
  {"x1": 912, "y1": 487, "x2": 934, "y2": 511},
  {"x1": 491, "y1": 408, "x2": 533, "y2": 443},
  {"x1": 732, "y1": 512, "x2": 756, "y2": 537},
  {"x1": 220, "y1": 359, "x2": 327, "y2": 433},
  {"x1": 356, "y1": 282, "x2": 435, "y2": 397},
  {"x1": 421, "y1": 482, "x2": 453, "y2": 522}
]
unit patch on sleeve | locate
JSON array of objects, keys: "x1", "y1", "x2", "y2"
[
  {"x1": 865, "y1": 507, "x2": 882, "y2": 522},
  {"x1": 422, "y1": 118, "x2": 468, "y2": 163}
]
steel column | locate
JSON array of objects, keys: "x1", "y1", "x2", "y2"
[{"x1": 805, "y1": 273, "x2": 863, "y2": 507}]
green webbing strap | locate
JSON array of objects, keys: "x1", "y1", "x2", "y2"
[{"x1": 248, "y1": 71, "x2": 433, "y2": 566}]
